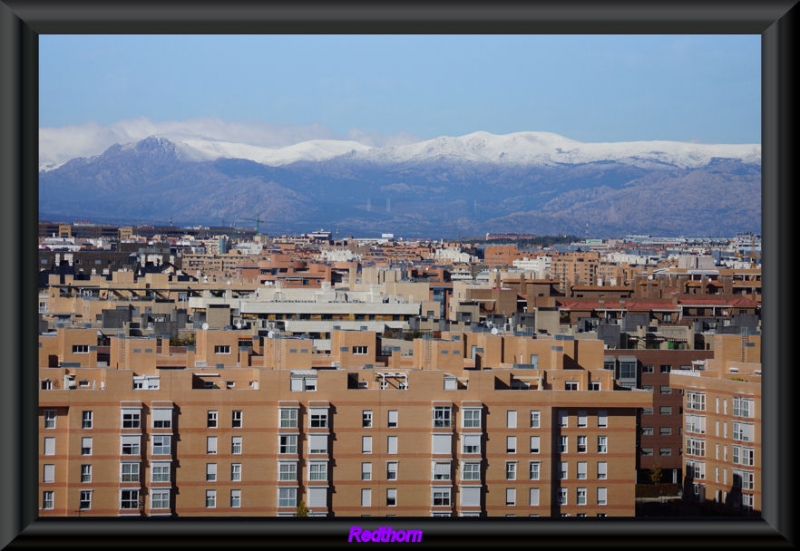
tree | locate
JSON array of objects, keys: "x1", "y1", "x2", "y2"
[
  {"x1": 649, "y1": 463, "x2": 664, "y2": 485},
  {"x1": 296, "y1": 500, "x2": 309, "y2": 517}
]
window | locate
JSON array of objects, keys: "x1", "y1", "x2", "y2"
[
  {"x1": 81, "y1": 437, "x2": 92, "y2": 456},
  {"x1": 506, "y1": 410, "x2": 517, "y2": 428},
  {"x1": 121, "y1": 462, "x2": 140, "y2": 483},
  {"x1": 40, "y1": 437, "x2": 53, "y2": 455},
  {"x1": 589, "y1": 381, "x2": 601, "y2": 391},
  {"x1": 72, "y1": 344, "x2": 89, "y2": 354},
  {"x1": 506, "y1": 461, "x2": 517, "y2": 480},
  {"x1": 461, "y1": 486, "x2": 481, "y2": 507},
  {"x1": 206, "y1": 489, "x2": 217, "y2": 508},
  {"x1": 733, "y1": 445, "x2": 755, "y2": 466},
  {"x1": 385, "y1": 461, "x2": 399, "y2": 481},
  {"x1": 597, "y1": 487, "x2": 607, "y2": 506},
  {"x1": 462, "y1": 434, "x2": 481, "y2": 454},
  {"x1": 387, "y1": 410, "x2": 398, "y2": 428},
  {"x1": 362, "y1": 436, "x2": 372, "y2": 454},
  {"x1": 559, "y1": 436, "x2": 568, "y2": 453},
  {"x1": 279, "y1": 435, "x2": 297, "y2": 454},
  {"x1": 121, "y1": 409, "x2": 141, "y2": 429},
  {"x1": 686, "y1": 391, "x2": 706, "y2": 411},
  {"x1": 121, "y1": 435, "x2": 140, "y2": 456},
  {"x1": 577, "y1": 410, "x2": 588, "y2": 428},
  {"x1": 577, "y1": 487, "x2": 587, "y2": 506},
  {"x1": 565, "y1": 381, "x2": 578, "y2": 391},
  {"x1": 152, "y1": 408, "x2": 172, "y2": 429},
  {"x1": 230, "y1": 463, "x2": 242, "y2": 482},
  {"x1": 432, "y1": 462, "x2": 450, "y2": 481},
  {"x1": 597, "y1": 461, "x2": 608, "y2": 480},
  {"x1": 204, "y1": 463, "x2": 217, "y2": 482},
  {"x1": 152, "y1": 435, "x2": 171, "y2": 455},
  {"x1": 659, "y1": 448, "x2": 672, "y2": 456},
  {"x1": 43, "y1": 464, "x2": 55, "y2": 483},
  {"x1": 279, "y1": 408, "x2": 298, "y2": 428},
  {"x1": 309, "y1": 408, "x2": 328, "y2": 428},
  {"x1": 660, "y1": 427, "x2": 672, "y2": 436},
  {"x1": 558, "y1": 488, "x2": 567, "y2": 506},
  {"x1": 362, "y1": 410, "x2": 372, "y2": 428},
  {"x1": 207, "y1": 436, "x2": 218, "y2": 455},
  {"x1": 43, "y1": 409, "x2": 57, "y2": 429},
  {"x1": 733, "y1": 396, "x2": 755, "y2": 418},
  {"x1": 598, "y1": 410, "x2": 608, "y2": 428},
  {"x1": 278, "y1": 462, "x2": 297, "y2": 481},
  {"x1": 597, "y1": 436, "x2": 608, "y2": 454},
  {"x1": 642, "y1": 427, "x2": 654, "y2": 436},
  {"x1": 432, "y1": 488, "x2": 451, "y2": 506},
  {"x1": 530, "y1": 436, "x2": 540, "y2": 454},
  {"x1": 352, "y1": 345, "x2": 368, "y2": 354},
  {"x1": 733, "y1": 421, "x2": 755, "y2": 443},
  {"x1": 577, "y1": 435, "x2": 587, "y2": 453},
  {"x1": 309, "y1": 461, "x2": 328, "y2": 481},
  {"x1": 687, "y1": 460, "x2": 706, "y2": 480},
  {"x1": 386, "y1": 435, "x2": 398, "y2": 454},
  {"x1": 660, "y1": 364, "x2": 671, "y2": 373},
  {"x1": 433, "y1": 406, "x2": 451, "y2": 428},
  {"x1": 530, "y1": 410, "x2": 541, "y2": 428},
  {"x1": 686, "y1": 438, "x2": 706, "y2": 457},
  {"x1": 529, "y1": 488, "x2": 540, "y2": 507},
  {"x1": 432, "y1": 433, "x2": 452, "y2": 454},
  {"x1": 214, "y1": 345, "x2": 231, "y2": 354},
  {"x1": 463, "y1": 408, "x2": 481, "y2": 428},
  {"x1": 577, "y1": 461, "x2": 587, "y2": 480},
  {"x1": 232, "y1": 410, "x2": 243, "y2": 428},
  {"x1": 685, "y1": 414, "x2": 706, "y2": 434},
  {"x1": 151, "y1": 490, "x2": 169, "y2": 510},
  {"x1": 642, "y1": 447, "x2": 654, "y2": 456},
  {"x1": 79, "y1": 490, "x2": 92, "y2": 511},
  {"x1": 506, "y1": 436, "x2": 517, "y2": 454},
  {"x1": 559, "y1": 461, "x2": 568, "y2": 480},
  {"x1": 80, "y1": 410, "x2": 92, "y2": 429},
  {"x1": 361, "y1": 489, "x2": 372, "y2": 507},
  {"x1": 381, "y1": 488, "x2": 396, "y2": 507},
  {"x1": 309, "y1": 434, "x2": 328, "y2": 454},
  {"x1": 152, "y1": 462, "x2": 170, "y2": 483},
  {"x1": 230, "y1": 489, "x2": 242, "y2": 508},
  {"x1": 642, "y1": 364, "x2": 654, "y2": 373},
  {"x1": 361, "y1": 462, "x2": 372, "y2": 481},
  {"x1": 642, "y1": 407, "x2": 653, "y2": 415},
  {"x1": 81, "y1": 464, "x2": 92, "y2": 483},
  {"x1": 506, "y1": 488, "x2": 517, "y2": 506},
  {"x1": 659, "y1": 406, "x2": 672, "y2": 415},
  {"x1": 660, "y1": 385, "x2": 672, "y2": 395},
  {"x1": 207, "y1": 410, "x2": 218, "y2": 428},
  {"x1": 462, "y1": 462, "x2": 480, "y2": 481},
  {"x1": 278, "y1": 487, "x2": 297, "y2": 508},
  {"x1": 733, "y1": 469, "x2": 755, "y2": 491},
  {"x1": 120, "y1": 489, "x2": 139, "y2": 510},
  {"x1": 529, "y1": 461, "x2": 541, "y2": 481},
  {"x1": 558, "y1": 410, "x2": 568, "y2": 428},
  {"x1": 42, "y1": 491, "x2": 54, "y2": 510}
]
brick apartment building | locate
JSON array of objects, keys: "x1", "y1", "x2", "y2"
[{"x1": 38, "y1": 328, "x2": 651, "y2": 518}]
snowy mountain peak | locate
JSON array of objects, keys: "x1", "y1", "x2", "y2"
[{"x1": 39, "y1": 130, "x2": 761, "y2": 172}]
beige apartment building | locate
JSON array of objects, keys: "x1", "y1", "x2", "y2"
[
  {"x1": 669, "y1": 332, "x2": 761, "y2": 513},
  {"x1": 39, "y1": 327, "x2": 651, "y2": 518}
]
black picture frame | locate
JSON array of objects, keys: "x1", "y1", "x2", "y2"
[{"x1": 1, "y1": 1, "x2": 796, "y2": 548}]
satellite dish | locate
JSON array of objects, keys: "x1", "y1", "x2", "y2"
[
  {"x1": 202, "y1": 323, "x2": 209, "y2": 330},
  {"x1": 267, "y1": 331, "x2": 275, "y2": 339},
  {"x1": 491, "y1": 327, "x2": 499, "y2": 335},
  {"x1": 235, "y1": 322, "x2": 242, "y2": 329}
]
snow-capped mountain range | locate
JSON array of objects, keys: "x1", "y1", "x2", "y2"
[
  {"x1": 39, "y1": 131, "x2": 761, "y2": 239},
  {"x1": 39, "y1": 130, "x2": 760, "y2": 173}
]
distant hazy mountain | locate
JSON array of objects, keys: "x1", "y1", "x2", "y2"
[{"x1": 39, "y1": 132, "x2": 761, "y2": 238}]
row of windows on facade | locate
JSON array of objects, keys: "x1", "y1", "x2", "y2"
[
  {"x1": 43, "y1": 406, "x2": 619, "y2": 432},
  {"x1": 41, "y1": 485, "x2": 615, "y2": 513},
  {"x1": 42, "y1": 458, "x2": 615, "y2": 487},
  {"x1": 684, "y1": 460, "x2": 757, "y2": 490}
]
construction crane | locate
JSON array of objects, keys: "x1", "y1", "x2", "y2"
[{"x1": 241, "y1": 216, "x2": 265, "y2": 235}]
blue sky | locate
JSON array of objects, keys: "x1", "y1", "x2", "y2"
[{"x1": 40, "y1": 34, "x2": 760, "y2": 156}]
